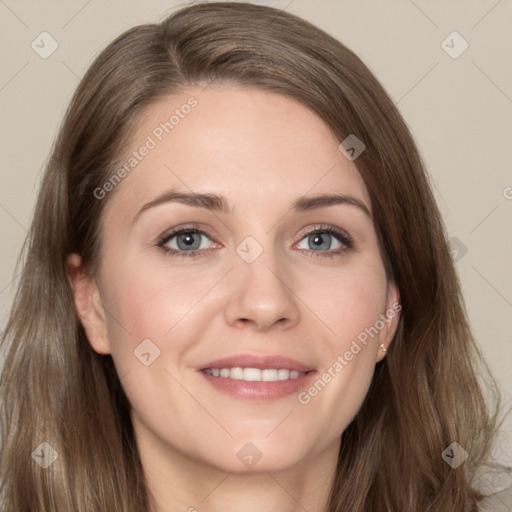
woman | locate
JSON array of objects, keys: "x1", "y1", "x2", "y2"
[{"x1": 0, "y1": 2, "x2": 508, "y2": 511}]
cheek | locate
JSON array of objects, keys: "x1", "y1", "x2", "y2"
[
  {"x1": 294, "y1": 259, "x2": 387, "y2": 426},
  {"x1": 99, "y1": 256, "x2": 226, "y2": 365},
  {"x1": 103, "y1": 272, "x2": 170, "y2": 351},
  {"x1": 304, "y1": 258, "x2": 389, "y2": 349},
  {"x1": 96, "y1": 259, "x2": 222, "y2": 445}
]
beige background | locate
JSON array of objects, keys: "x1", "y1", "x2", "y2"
[{"x1": 0, "y1": 0, "x2": 511, "y2": 467}]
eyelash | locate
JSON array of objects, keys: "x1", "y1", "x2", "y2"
[{"x1": 156, "y1": 223, "x2": 354, "y2": 259}]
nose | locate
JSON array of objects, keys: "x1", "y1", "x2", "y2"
[{"x1": 224, "y1": 248, "x2": 301, "y2": 333}]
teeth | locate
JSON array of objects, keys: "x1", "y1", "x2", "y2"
[
  {"x1": 278, "y1": 369, "x2": 290, "y2": 380},
  {"x1": 231, "y1": 367, "x2": 244, "y2": 380},
  {"x1": 203, "y1": 367, "x2": 306, "y2": 382}
]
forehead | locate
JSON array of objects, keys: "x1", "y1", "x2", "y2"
[{"x1": 103, "y1": 84, "x2": 371, "y2": 218}]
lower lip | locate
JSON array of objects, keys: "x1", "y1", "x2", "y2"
[{"x1": 199, "y1": 370, "x2": 317, "y2": 400}]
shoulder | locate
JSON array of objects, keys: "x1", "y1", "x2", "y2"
[{"x1": 477, "y1": 467, "x2": 512, "y2": 512}]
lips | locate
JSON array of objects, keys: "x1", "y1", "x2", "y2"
[{"x1": 197, "y1": 353, "x2": 317, "y2": 400}]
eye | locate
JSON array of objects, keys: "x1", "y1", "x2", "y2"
[
  {"x1": 295, "y1": 225, "x2": 353, "y2": 256},
  {"x1": 157, "y1": 226, "x2": 218, "y2": 257}
]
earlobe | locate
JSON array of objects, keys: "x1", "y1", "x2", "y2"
[
  {"x1": 66, "y1": 253, "x2": 111, "y2": 355},
  {"x1": 376, "y1": 281, "x2": 401, "y2": 362}
]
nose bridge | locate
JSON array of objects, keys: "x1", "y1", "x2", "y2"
[
  {"x1": 240, "y1": 243, "x2": 289, "y2": 296},
  {"x1": 223, "y1": 234, "x2": 300, "y2": 331}
]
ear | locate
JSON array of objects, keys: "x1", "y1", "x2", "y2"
[
  {"x1": 376, "y1": 281, "x2": 401, "y2": 362},
  {"x1": 66, "y1": 253, "x2": 111, "y2": 355}
]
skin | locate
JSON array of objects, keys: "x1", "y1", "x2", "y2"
[{"x1": 67, "y1": 84, "x2": 400, "y2": 512}]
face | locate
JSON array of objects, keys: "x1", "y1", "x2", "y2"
[{"x1": 68, "y1": 84, "x2": 400, "y2": 476}]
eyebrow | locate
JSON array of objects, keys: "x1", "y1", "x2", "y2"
[{"x1": 132, "y1": 189, "x2": 371, "y2": 224}]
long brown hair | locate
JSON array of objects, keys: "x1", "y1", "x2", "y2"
[{"x1": 0, "y1": 2, "x2": 502, "y2": 510}]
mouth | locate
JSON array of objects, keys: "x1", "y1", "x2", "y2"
[{"x1": 197, "y1": 354, "x2": 317, "y2": 400}]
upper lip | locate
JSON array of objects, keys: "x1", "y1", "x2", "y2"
[{"x1": 199, "y1": 354, "x2": 315, "y2": 373}]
